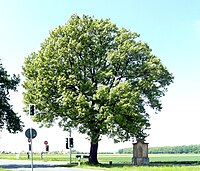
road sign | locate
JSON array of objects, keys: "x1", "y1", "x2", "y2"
[
  {"x1": 44, "y1": 141, "x2": 48, "y2": 145},
  {"x1": 25, "y1": 128, "x2": 37, "y2": 139}
]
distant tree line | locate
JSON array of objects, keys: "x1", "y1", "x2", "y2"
[
  {"x1": 118, "y1": 145, "x2": 200, "y2": 154},
  {"x1": 118, "y1": 147, "x2": 133, "y2": 154},
  {"x1": 148, "y1": 145, "x2": 200, "y2": 154}
]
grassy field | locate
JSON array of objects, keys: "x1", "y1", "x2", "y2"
[
  {"x1": 99, "y1": 166, "x2": 200, "y2": 171},
  {"x1": 1, "y1": 153, "x2": 200, "y2": 171},
  {"x1": 1, "y1": 153, "x2": 200, "y2": 163}
]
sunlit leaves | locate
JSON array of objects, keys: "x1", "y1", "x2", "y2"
[{"x1": 22, "y1": 14, "x2": 173, "y2": 143}]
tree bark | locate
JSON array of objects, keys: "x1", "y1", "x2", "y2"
[{"x1": 89, "y1": 142, "x2": 99, "y2": 164}]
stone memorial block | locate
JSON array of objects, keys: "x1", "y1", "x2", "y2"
[{"x1": 132, "y1": 139, "x2": 149, "y2": 165}]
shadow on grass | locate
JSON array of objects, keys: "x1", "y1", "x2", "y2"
[{"x1": 57, "y1": 162, "x2": 131, "y2": 169}]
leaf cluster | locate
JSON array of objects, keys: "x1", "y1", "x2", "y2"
[
  {"x1": 0, "y1": 60, "x2": 23, "y2": 133},
  {"x1": 22, "y1": 14, "x2": 173, "y2": 143}
]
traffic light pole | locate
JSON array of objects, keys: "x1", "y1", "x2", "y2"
[
  {"x1": 69, "y1": 128, "x2": 72, "y2": 165},
  {"x1": 29, "y1": 104, "x2": 35, "y2": 171}
]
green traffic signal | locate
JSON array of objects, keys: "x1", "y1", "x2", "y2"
[{"x1": 69, "y1": 138, "x2": 74, "y2": 148}]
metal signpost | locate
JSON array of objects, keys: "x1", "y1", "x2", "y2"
[
  {"x1": 44, "y1": 141, "x2": 49, "y2": 154},
  {"x1": 26, "y1": 104, "x2": 37, "y2": 171},
  {"x1": 25, "y1": 128, "x2": 37, "y2": 171},
  {"x1": 30, "y1": 128, "x2": 33, "y2": 171},
  {"x1": 66, "y1": 128, "x2": 73, "y2": 165}
]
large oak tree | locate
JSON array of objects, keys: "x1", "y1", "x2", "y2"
[
  {"x1": 0, "y1": 60, "x2": 23, "y2": 133},
  {"x1": 22, "y1": 15, "x2": 173, "y2": 164}
]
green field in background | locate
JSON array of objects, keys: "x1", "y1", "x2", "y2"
[
  {"x1": 0, "y1": 169, "x2": 9, "y2": 171},
  {"x1": 1, "y1": 153, "x2": 200, "y2": 163}
]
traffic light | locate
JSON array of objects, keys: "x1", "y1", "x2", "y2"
[
  {"x1": 29, "y1": 104, "x2": 35, "y2": 116},
  {"x1": 69, "y1": 138, "x2": 74, "y2": 148},
  {"x1": 66, "y1": 138, "x2": 69, "y2": 149},
  {"x1": 45, "y1": 145, "x2": 49, "y2": 152},
  {"x1": 29, "y1": 144, "x2": 31, "y2": 151}
]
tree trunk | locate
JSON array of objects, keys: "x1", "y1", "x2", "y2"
[{"x1": 89, "y1": 142, "x2": 99, "y2": 164}]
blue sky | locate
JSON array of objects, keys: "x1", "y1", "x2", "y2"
[{"x1": 0, "y1": 0, "x2": 200, "y2": 152}]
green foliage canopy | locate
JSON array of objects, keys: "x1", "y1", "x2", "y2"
[
  {"x1": 22, "y1": 15, "x2": 173, "y2": 144},
  {"x1": 0, "y1": 60, "x2": 23, "y2": 133}
]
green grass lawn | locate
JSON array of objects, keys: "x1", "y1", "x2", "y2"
[
  {"x1": 102, "y1": 166, "x2": 200, "y2": 171},
  {"x1": 83, "y1": 165, "x2": 200, "y2": 171},
  {"x1": 150, "y1": 154, "x2": 200, "y2": 162},
  {"x1": 1, "y1": 153, "x2": 200, "y2": 171}
]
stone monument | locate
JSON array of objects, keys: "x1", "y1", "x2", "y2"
[{"x1": 132, "y1": 139, "x2": 149, "y2": 165}]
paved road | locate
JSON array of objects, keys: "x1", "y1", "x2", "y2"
[{"x1": 0, "y1": 160, "x2": 103, "y2": 171}]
